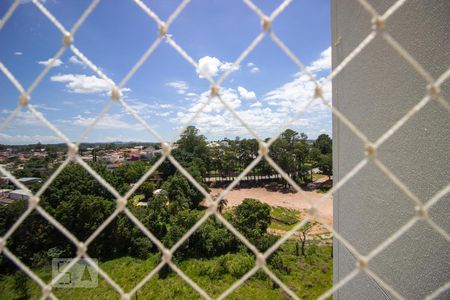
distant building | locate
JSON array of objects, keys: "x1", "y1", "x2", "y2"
[
  {"x1": 9, "y1": 190, "x2": 29, "y2": 201},
  {"x1": 207, "y1": 142, "x2": 221, "y2": 148},
  {"x1": 0, "y1": 177, "x2": 9, "y2": 185},
  {"x1": 0, "y1": 189, "x2": 12, "y2": 197},
  {"x1": 153, "y1": 189, "x2": 164, "y2": 195},
  {"x1": 18, "y1": 177, "x2": 41, "y2": 185}
]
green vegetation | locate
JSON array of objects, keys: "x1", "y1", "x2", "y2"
[
  {"x1": 270, "y1": 207, "x2": 301, "y2": 231},
  {"x1": 0, "y1": 243, "x2": 332, "y2": 300}
]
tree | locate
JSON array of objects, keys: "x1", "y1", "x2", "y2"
[
  {"x1": 318, "y1": 153, "x2": 332, "y2": 180},
  {"x1": 270, "y1": 129, "x2": 310, "y2": 185},
  {"x1": 114, "y1": 161, "x2": 148, "y2": 184},
  {"x1": 175, "y1": 126, "x2": 210, "y2": 176},
  {"x1": 217, "y1": 198, "x2": 228, "y2": 214},
  {"x1": 161, "y1": 173, "x2": 191, "y2": 214},
  {"x1": 314, "y1": 134, "x2": 332, "y2": 155},
  {"x1": 139, "y1": 181, "x2": 155, "y2": 201},
  {"x1": 232, "y1": 199, "x2": 271, "y2": 243},
  {"x1": 298, "y1": 222, "x2": 312, "y2": 256}
]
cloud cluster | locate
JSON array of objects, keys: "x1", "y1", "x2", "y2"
[
  {"x1": 69, "y1": 55, "x2": 86, "y2": 68},
  {"x1": 71, "y1": 114, "x2": 143, "y2": 130},
  {"x1": 50, "y1": 73, "x2": 129, "y2": 95},
  {"x1": 37, "y1": 58, "x2": 63, "y2": 67},
  {"x1": 237, "y1": 86, "x2": 256, "y2": 100},
  {"x1": 0, "y1": 133, "x2": 60, "y2": 144},
  {"x1": 307, "y1": 47, "x2": 331, "y2": 73},
  {"x1": 247, "y1": 62, "x2": 260, "y2": 73},
  {"x1": 166, "y1": 81, "x2": 189, "y2": 94},
  {"x1": 197, "y1": 56, "x2": 238, "y2": 78},
  {"x1": 175, "y1": 46, "x2": 332, "y2": 139}
]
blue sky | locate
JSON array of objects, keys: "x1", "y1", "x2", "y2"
[{"x1": 0, "y1": 0, "x2": 331, "y2": 144}]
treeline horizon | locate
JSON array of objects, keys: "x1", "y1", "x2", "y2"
[{"x1": 0, "y1": 133, "x2": 329, "y2": 148}]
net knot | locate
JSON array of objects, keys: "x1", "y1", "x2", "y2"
[
  {"x1": 68, "y1": 144, "x2": 79, "y2": 160},
  {"x1": 371, "y1": 16, "x2": 385, "y2": 31},
  {"x1": 415, "y1": 205, "x2": 428, "y2": 219},
  {"x1": 427, "y1": 84, "x2": 440, "y2": 98},
  {"x1": 356, "y1": 256, "x2": 368, "y2": 270},
  {"x1": 314, "y1": 85, "x2": 324, "y2": 99},
  {"x1": 207, "y1": 199, "x2": 218, "y2": 213},
  {"x1": 117, "y1": 197, "x2": 127, "y2": 211},
  {"x1": 210, "y1": 85, "x2": 220, "y2": 97},
  {"x1": 121, "y1": 294, "x2": 130, "y2": 300},
  {"x1": 63, "y1": 32, "x2": 73, "y2": 47},
  {"x1": 261, "y1": 17, "x2": 271, "y2": 32},
  {"x1": 77, "y1": 242, "x2": 87, "y2": 256},
  {"x1": 162, "y1": 248, "x2": 172, "y2": 263},
  {"x1": 161, "y1": 143, "x2": 172, "y2": 156},
  {"x1": 159, "y1": 22, "x2": 168, "y2": 37},
  {"x1": 0, "y1": 238, "x2": 5, "y2": 252},
  {"x1": 29, "y1": 196, "x2": 40, "y2": 209},
  {"x1": 19, "y1": 93, "x2": 29, "y2": 106},
  {"x1": 256, "y1": 253, "x2": 266, "y2": 267},
  {"x1": 111, "y1": 87, "x2": 121, "y2": 101},
  {"x1": 42, "y1": 285, "x2": 52, "y2": 297},
  {"x1": 307, "y1": 206, "x2": 317, "y2": 218},
  {"x1": 365, "y1": 143, "x2": 377, "y2": 159},
  {"x1": 258, "y1": 142, "x2": 269, "y2": 156}
]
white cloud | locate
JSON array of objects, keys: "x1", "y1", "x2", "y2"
[
  {"x1": 262, "y1": 47, "x2": 332, "y2": 115},
  {"x1": 219, "y1": 62, "x2": 238, "y2": 73},
  {"x1": 166, "y1": 81, "x2": 189, "y2": 94},
  {"x1": 197, "y1": 56, "x2": 238, "y2": 78},
  {"x1": 0, "y1": 133, "x2": 60, "y2": 145},
  {"x1": 37, "y1": 58, "x2": 63, "y2": 67},
  {"x1": 123, "y1": 99, "x2": 174, "y2": 120},
  {"x1": 72, "y1": 114, "x2": 143, "y2": 130},
  {"x1": 4, "y1": 110, "x2": 43, "y2": 126},
  {"x1": 69, "y1": 55, "x2": 86, "y2": 67},
  {"x1": 14, "y1": 52, "x2": 23, "y2": 56},
  {"x1": 250, "y1": 67, "x2": 260, "y2": 73},
  {"x1": 33, "y1": 104, "x2": 61, "y2": 111},
  {"x1": 21, "y1": 0, "x2": 46, "y2": 4},
  {"x1": 250, "y1": 101, "x2": 262, "y2": 108},
  {"x1": 307, "y1": 46, "x2": 331, "y2": 73},
  {"x1": 101, "y1": 135, "x2": 148, "y2": 143},
  {"x1": 247, "y1": 62, "x2": 260, "y2": 73},
  {"x1": 237, "y1": 86, "x2": 256, "y2": 100},
  {"x1": 50, "y1": 73, "x2": 130, "y2": 95}
]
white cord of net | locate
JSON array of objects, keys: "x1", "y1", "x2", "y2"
[
  {"x1": 0, "y1": 0, "x2": 222, "y2": 298},
  {"x1": 0, "y1": 0, "x2": 448, "y2": 299}
]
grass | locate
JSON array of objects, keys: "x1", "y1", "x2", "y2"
[
  {"x1": 130, "y1": 194, "x2": 145, "y2": 205},
  {"x1": 0, "y1": 243, "x2": 332, "y2": 300},
  {"x1": 270, "y1": 207, "x2": 301, "y2": 231}
]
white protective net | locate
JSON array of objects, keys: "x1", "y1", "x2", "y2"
[{"x1": 0, "y1": 0, "x2": 449, "y2": 299}]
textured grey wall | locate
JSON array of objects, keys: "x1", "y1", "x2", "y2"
[{"x1": 332, "y1": 1, "x2": 449, "y2": 299}]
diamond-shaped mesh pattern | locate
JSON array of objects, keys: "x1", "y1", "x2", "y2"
[{"x1": 0, "y1": 0, "x2": 449, "y2": 299}]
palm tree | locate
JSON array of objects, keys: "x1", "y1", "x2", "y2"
[{"x1": 217, "y1": 198, "x2": 228, "y2": 214}]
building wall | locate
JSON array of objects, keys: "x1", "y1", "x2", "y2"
[{"x1": 332, "y1": 0, "x2": 449, "y2": 299}]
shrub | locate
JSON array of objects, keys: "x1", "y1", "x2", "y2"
[{"x1": 223, "y1": 253, "x2": 254, "y2": 278}]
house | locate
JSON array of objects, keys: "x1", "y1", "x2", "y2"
[
  {"x1": 9, "y1": 190, "x2": 29, "y2": 201},
  {"x1": 0, "y1": 177, "x2": 10, "y2": 185},
  {"x1": 18, "y1": 177, "x2": 41, "y2": 185},
  {"x1": 0, "y1": 189, "x2": 12, "y2": 197}
]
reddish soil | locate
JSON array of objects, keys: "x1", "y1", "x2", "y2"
[{"x1": 210, "y1": 187, "x2": 333, "y2": 227}]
